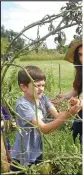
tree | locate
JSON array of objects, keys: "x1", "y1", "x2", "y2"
[
  {"x1": 1, "y1": 26, "x2": 25, "y2": 54},
  {"x1": 1, "y1": 37, "x2": 9, "y2": 55},
  {"x1": 1, "y1": 25, "x2": 6, "y2": 37}
]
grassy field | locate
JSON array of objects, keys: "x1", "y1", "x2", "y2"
[{"x1": 4, "y1": 59, "x2": 75, "y2": 95}]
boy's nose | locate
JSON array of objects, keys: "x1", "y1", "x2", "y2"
[{"x1": 39, "y1": 86, "x2": 44, "y2": 92}]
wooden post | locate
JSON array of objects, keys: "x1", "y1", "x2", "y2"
[
  {"x1": 59, "y1": 64, "x2": 61, "y2": 94},
  {"x1": 1, "y1": 133, "x2": 10, "y2": 173}
]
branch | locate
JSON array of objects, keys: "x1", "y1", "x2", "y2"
[
  {"x1": 5, "y1": 5, "x2": 81, "y2": 55},
  {"x1": 1, "y1": 20, "x2": 77, "y2": 83}
]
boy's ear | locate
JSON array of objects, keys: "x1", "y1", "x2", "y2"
[{"x1": 19, "y1": 84, "x2": 27, "y2": 92}]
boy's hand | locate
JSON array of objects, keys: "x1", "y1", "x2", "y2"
[
  {"x1": 68, "y1": 102, "x2": 81, "y2": 116},
  {"x1": 69, "y1": 97, "x2": 81, "y2": 106}
]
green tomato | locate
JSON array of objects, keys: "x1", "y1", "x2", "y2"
[{"x1": 39, "y1": 163, "x2": 52, "y2": 174}]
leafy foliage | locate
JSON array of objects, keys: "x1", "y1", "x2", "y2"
[
  {"x1": 1, "y1": 37, "x2": 10, "y2": 55},
  {"x1": 1, "y1": 25, "x2": 25, "y2": 54}
]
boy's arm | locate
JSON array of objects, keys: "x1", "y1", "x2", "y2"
[
  {"x1": 32, "y1": 103, "x2": 81, "y2": 134},
  {"x1": 48, "y1": 106, "x2": 59, "y2": 118}
]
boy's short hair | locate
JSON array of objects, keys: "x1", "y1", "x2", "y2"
[{"x1": 18, "y1": 65, "x2": 46, "y2": 86}]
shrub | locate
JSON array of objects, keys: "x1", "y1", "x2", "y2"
[{"x1": 19, "y1": 51, "x2": 64, "y2": 61}]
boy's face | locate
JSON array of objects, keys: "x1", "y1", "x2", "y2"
[
  {"x1": 20, "y1": 80, "x2": 45, "y2": 101},
  {"x1": 34, "y1": 80, "x2": 45, "y2": 98}
]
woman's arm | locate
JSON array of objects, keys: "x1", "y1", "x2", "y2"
[
  {"x1": 81, "y1": 99, "x2": 83, "y2": 109},
  {"x1": 60, "y1": 89, "x2": 78, "y2": 100},
  {"x1": 51, "y1": 89, "x2": 78, "y2": 104}
]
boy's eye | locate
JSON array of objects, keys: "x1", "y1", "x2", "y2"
[
  {"x1": 78, "y1": 53, "x2": 82, "y2": 57},
  {"x1": 35, "y1": 84, "x2": 45, "y2": 88}
]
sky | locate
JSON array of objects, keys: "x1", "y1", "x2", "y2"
[{"x1": 1, "y1": 1, "x2": 78, "y2": 49}]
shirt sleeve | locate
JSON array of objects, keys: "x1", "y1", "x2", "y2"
[
  {"x1": 16, "y1": 102, "x2": 36, "y2": 126},
  {"x1": 73, "y1": 80, "x2": 76, "y2": 89},
  {"x1": 43, "y1": 95, "x2": 54, "y2": 109}
]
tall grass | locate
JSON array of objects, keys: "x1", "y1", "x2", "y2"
[{"x1": 19, "y1": 51, "x2": 64, "y2": 61}]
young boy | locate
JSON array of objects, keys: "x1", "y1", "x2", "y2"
[{"x1": 11, "y1": 65, "x2": 81, "y2": 167}]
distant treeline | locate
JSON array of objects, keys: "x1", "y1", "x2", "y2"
[{"x1": 1, "y1": 25, "x2": 68, "y2": 58}]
